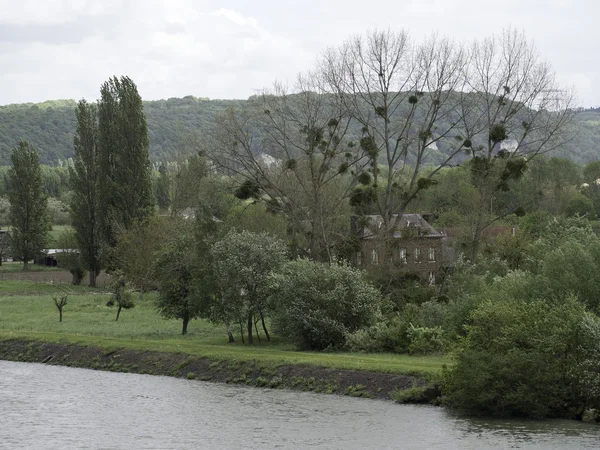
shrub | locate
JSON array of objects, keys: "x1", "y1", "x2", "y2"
[
  {"x1": 269, "y1": 259, "x2": 381, "y2": 350},
  {"x1": 443, "y1": 296, "x2": 600, "y2": 418}
]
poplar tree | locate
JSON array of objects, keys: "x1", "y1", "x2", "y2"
[
  {"x1": 98, "y1": 76, "x2": 154, "y2": 246},
  {"x1": 7, "y1": 140, "x2": 49, "y2": 270},
  {"x1": 70, "y1": 100, "x2": 102, "y2": 287}
]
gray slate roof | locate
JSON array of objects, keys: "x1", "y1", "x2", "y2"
[{"x1": 360, "y1": 214, "x2": 444, "y2": 239}]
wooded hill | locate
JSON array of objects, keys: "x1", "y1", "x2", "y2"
[{"x1": 1, "y1": 96, "x2": 599, "y2": 165}]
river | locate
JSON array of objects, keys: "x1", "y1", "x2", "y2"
[{"x1": 0, "y1": 360, "x2": 598, "y2": 449}]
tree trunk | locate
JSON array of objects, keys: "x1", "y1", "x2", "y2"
[
  {"x1": 247, "y1": 312, "x2": 253, "y2": 345},
  {"x1": 226, "y1": 323, "x2": 235, "y2": 343},
  {"x1": 239, "y1": 321, "x2": 245, "y2": 344},
  {"x1": 23, "y1": 260, "x2": 29, "y2": 271},
  {"x1": 115, "y1": 305, "x2": 122, "y2": 321},
  {"x1": 89, "y1": 270, "x2": 96, "y2": 288},
  {"x1": 254, "y1": 318, "x2": 261, "y2": 343},
  {"x1": 182, "y1": 314, "x2": 189, "y2": 335},
  {"x1": 59, "y1": 308, "x2": 63, "y2": 323},
  {"x1": 259, "y1": 310, "x2": 270, "y2": 342}
]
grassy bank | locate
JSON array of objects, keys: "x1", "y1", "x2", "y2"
[
  {"x1": 0, "y1": 287, "x2": 448, "y2": 374},
  {"x1": 0, "y1": 280, "x2": 450, "y2": 401}
]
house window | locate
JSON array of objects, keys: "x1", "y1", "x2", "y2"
[
  {"x1": 399, "y1": 248, "x2": 407, "y2": 264},
  {"x1": 372, "y1": 249, "x2": 379, "y2": 265},
  {"x1": 428, "y1": 271, "x2": 436, "y2": 285},
  {"x1": 428, "y1": 247, "x2": 436, "y2": 262},
  {"x1": 356, "y1": 252, "x2": 362, "y2": 266},
  {"x1": 414, "y1": 247, "x2": 421, "y2": 263}
]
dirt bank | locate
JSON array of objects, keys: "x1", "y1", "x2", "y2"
[{"x1": 0, "y1": 338, "x2": 440, "y2": 403}]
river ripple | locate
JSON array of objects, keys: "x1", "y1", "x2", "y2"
[{"x1": 0, "y1": 360, "x2": 598, "y2": 449}]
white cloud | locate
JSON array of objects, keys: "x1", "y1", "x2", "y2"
[{"x1": 0, "y1": 0, "x2": 598, "y2": 106}]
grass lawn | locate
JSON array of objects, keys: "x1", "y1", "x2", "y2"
[{"x1": 0, "y1": 281, "x2": 451, "y2": 375}]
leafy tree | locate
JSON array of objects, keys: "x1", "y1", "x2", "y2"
[
  {"x1": 7, "y1": 140, "x2": 50, "y2": 270},
  {"x1": 114, "y1": 216, "x2": 190, "y2": 297},
  {"x1": 154, "y1": 235, "x2": 200, "y2": 335},
  {"x1": 211, "y1": 230, "x2": 288, "y2": 344},
  {"x1": 269, "y1": 258, "x2": 381, "y2": 350},
  {"x1": 70, "y1": 99, "x2": 103, "y2": 286},
  {"x1": 444, "y1": 297, "x2": 598, "y2": 418},
  {"x1": 106, "y1": 270, "x2": 135, "y2": 321},
  {"x1": 98, "y1": 76, "x2": 154, "y2": 245},
  {"x1": 154, "y1": 162, "x2": 171, "y2": 211},
  {"x1": 55, "y1": 228, "x2": 85, "y2": 285}
]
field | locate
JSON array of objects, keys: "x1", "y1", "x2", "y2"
[{"x1": 0, "y1": 280, "x2": 450, "y2": 375}]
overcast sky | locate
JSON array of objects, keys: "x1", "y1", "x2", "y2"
[{"x1": 0, "y1": 0, "x2": 598, "y2": 107}]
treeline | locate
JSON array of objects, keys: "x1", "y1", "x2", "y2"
[{"x1": 1, "y1": 95, "x2": 600, "y2": 167}]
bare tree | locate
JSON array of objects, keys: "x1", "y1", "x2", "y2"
[
  {"x1": 210, "y1": 74, "x2": 365, "y2": 262},
  {"x1": 461, "y1": 29, "x2": 576, "y2": 260},
  {"x1": 51, "y1": 294, "x2": 68, "y2": 323},
  {"x1": 320, "y1": 30, "x2": 469, "y2": 259}
]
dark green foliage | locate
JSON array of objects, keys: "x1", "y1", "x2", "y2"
[
  {"x1": 408, "y1": 95, "x2": 418, "y2": 105},
  {"x1": 106, "y1": 271, "x2": 135, "y2": 321},
  {"x1": 284, "y1": 159, "x2": 297, "y2": 170},
  {"x1": 357, "y1": 172, "x2": 372, "y2": 186},
  {"x1": 54, "y1": 228, "x2": 85, "y2": 285},
  {"x1": 7, "y1": 141, "x2": 50, "y2": 269},
  {"x1": 489, "y1": 123, "x2": 507, "y2": 143},
  {"x1": 98, "y1": 76, "x2": 154, "y2": 245},
  {"x1": 349, "y1": 186, "x2": 376, "y2": 210},
  {"x1": 154, "y1": 235, "x2": 200, "y2": 335},
  {"x1": 269, "y1": 259, "x2": 381, "y2": 350},
  {"x1": 444, "y1": 298, "x2": 599, "y2": 418},
  {"x1": 234, "y1": 180, "x2": 261, "y2": 200},
  {"x1": 417, "y1": 177, "x2": 437, "y2": 190},
  {"x1": 70, "y1": 100, "x2": 102, "y2": 286},
  {"x1": 0, "y1": 97, "x2": 598, "y2": 166},
  {"x1": 154, "y1": 163, "x2": 171, "y2": 211}
]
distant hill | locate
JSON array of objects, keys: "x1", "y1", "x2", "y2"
[{"x1": 0, "y1": 96, "x2": 599, "y2": 165}]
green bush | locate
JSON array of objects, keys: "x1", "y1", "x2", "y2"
[
  {"x1": 443, "y1": 296, "x2": 600, "y2": 418},
  {"x1": 269, "y1": 259, "x2": 381, "y2": 350}
]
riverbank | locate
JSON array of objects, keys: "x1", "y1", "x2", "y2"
[{"x1": 0, "y1": 337, "x2": 440, "y2": 402}]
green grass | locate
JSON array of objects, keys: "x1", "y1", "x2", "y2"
[{"x1": 0, "y1": 281, "x2": 450, "y2": 375}]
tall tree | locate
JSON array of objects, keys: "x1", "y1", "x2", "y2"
[
  {"x1": 211, "y1": 75, "x2": 364, "y2": 262},
  {"x1": 154, "y1": 234, "x2": 200, "y2": 335},
  {"x1": 70, "y1": 100, "x2": 102, "y2": 286},
  {"x1": 321, "y1": 30, "x2": 468, "y2": 262},
  {"x1": 7, "y1": 140, "x2": 49, "y2": 270},
  {"x1": 98, "y1": 76, "x2": 154, "y2": 246},
  {"x1": 462, "y1": 29, "x2": 575, "y2": 260},
  {"x1": 211, "y1": 230, "x2": 288, "y2": 344}
]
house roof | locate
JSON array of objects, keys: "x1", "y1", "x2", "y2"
[{"x1": 359, "y1": 214, "x2": 444, "y2": 239}]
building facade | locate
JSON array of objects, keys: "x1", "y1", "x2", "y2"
[{"x1": 352, "y1": 214, "x2": 445, "y2": 284}]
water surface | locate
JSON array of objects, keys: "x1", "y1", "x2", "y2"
[{"x1": 0, "y1": 361, "x2": 598, "y2": 449}]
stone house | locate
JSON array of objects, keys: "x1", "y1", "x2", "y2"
[{"x1": 351, "y1": 214, "x2": 446, "y2": 284}]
